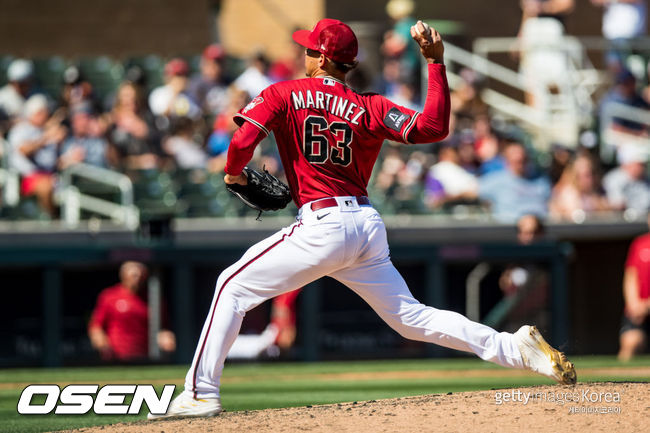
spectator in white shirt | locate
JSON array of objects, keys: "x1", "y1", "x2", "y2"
[
  {"x1": 603, "y1": 143, "x2": 650, "y2": 214},
  {"x1": 592, "y1": 0, "x2": 647, "y2": 68},
  {"x1": 0, "y1": 59, "x2": 36, "y2": 124},
  {"x1": 233, "y1": 52, "x2": 273, "y2": 99},
  {"x1": 149, "y1": 58, "x2": 201, "y2": 124},
  {"x1": 8, "y1": 94, "x2": 66, "y2": 215},
  {"x1": 426, "y1": 142, "x2": 479, "y2": 209}
]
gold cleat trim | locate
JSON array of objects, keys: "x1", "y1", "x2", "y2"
[{"x1": 528, "y1": 326, "x2": 577, "y2": 385}]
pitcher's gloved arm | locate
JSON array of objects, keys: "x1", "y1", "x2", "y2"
[{"x1": 224, "y1": 121, "x2": 267, "y2": 176}]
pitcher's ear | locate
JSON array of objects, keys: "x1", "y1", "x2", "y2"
[{"x1": 318, "y1": 53, "x2": 327, "y2": 68}]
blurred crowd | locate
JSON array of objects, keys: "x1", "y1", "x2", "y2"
[
  {"x1": 370, "y1": 0, "x2": 650, "y2": 223},
  {"x1": 0, "y1": 45, "x2": 297, "y2": 219},
  {"x1": 0, "y1": 0, "x2": 649, "y2": 223}
]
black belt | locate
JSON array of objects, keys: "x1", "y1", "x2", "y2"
[{"x1": 310, "y1": 196, "x2": 370, "y2": 211}]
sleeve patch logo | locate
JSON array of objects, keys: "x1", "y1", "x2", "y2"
[
  {"x1": 384, "y1": 107, "x2": 410, "y2": 132},
  {"x1": 242, "y1": 96, "x2": 264, "y2": 114}
]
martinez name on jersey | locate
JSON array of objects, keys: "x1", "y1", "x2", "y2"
[{"x1": 291, "y1": 81, "x2": 366, "y2": 125}]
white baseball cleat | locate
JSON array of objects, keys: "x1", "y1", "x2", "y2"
[
  {"x1": 147, "y1": 391, "x2": 222, "y2": 420},
  {"x1": 514, "y1": 325, "x2": 577, "y2": 385}
]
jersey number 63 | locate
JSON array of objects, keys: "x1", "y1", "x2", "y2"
[{"x1": 302, "y1": 115, "x2": 353, "y2": 167}]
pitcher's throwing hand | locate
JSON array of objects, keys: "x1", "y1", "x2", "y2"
[{"x1": 410, "y1": 20, "x2": 444, "y2": 64}]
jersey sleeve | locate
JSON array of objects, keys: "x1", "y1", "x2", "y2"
[
  {"x1": 366, "y1": 95, "x2": 420, "y2": 144},
  {"x1": 233, "y1": 84, "x2": 285, "y2": 135},
  {"x1": 368, "y1": 64, "x2": 450, "y2": 144}
]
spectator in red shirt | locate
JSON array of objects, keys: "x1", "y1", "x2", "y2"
[
  {"x1": 227, "y1": 289, "x2": 301, "y2": 359},
  {"x1": 270, "y1": 289, "x2": 300, "y2": 351},
  {"x1": 88, "y1": 261, "x2": 176, "y2": 360},
  {"x1": 618, "y1": 214, "x2": 650, "y2": 361}
]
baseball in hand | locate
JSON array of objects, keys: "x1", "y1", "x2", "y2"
[
  {"x1": 417, "y1": 20, "x2": 431, "y2": 37},
  {"x1": 410, "y1": 19, "x2": 444, "y2": 64},
  {"x1": 410, "y1": 20, "x2": 432, "y2": 43}
]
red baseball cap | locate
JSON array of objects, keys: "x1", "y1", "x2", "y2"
[
  {"x1": 292, "y1": 19, "x2": 358, "y2": 64},
  {"x1": 203, "y1": 44, "x2": 225, "y2": 61},
  {"x1": 165, "y1": 58, "x2": 190, "y2": 76}
]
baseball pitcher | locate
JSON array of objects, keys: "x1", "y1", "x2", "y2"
[{"x1": 149, "y1": 18, "x2": 576, "y2": 419}]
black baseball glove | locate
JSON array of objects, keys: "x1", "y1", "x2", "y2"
[{"x1": 226, "y1": 166, "x2": 292, "y2": 214}]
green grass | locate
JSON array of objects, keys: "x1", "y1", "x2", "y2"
[{"x1": 0, "y1": 355, "x2": 648, "y2": 433}]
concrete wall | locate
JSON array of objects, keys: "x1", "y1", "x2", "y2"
[
  {"x1": 218, "y1": 0, "x2": 324, "y2": 59},
  {"x1": 327, "y1": 0, "x2": 606, "y2": 40},
  {"x1": 0, "y1": 0, "x2": 215, "y2": 57},
  {"x1": 0, "y1": 0, "x2": 612, "y2": 58}
]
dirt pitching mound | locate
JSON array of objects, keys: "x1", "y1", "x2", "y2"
[{"x1": 67, "y1": 382, "x2": 648, "y2": 433}]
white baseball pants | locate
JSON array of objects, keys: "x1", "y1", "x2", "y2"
[{"x1": 186, "y1": 197, "x2": 524, "y2": 398}]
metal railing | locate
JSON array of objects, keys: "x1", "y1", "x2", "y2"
[
  {"x1": 441, "y1": 42, "x2": 546, "y2": 130},
  {"x1": 599, "y1": 101, "x2": 650, "y2": 162},
  {"x1": 58, "y1": 163, "x2": 139, "y2": 229},
  {"x1": 440, "y1": 42, "x2": 567, "y2": 149},
  {"x1": 469, "y1": 35, "x2": 650, "y2": 156},
  {"x1": 0, "y1": 137, "x2": 19, "y2": 209},
  {"x1": 472, "y1": 35, "x2": 607, "y2": 102},
  {"x1": 440, "y1": 34, "x2": 612, "y2": 150}
]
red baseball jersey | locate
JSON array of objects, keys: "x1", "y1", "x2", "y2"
[
  {"x1": 88, "y1": 284, "x2": 149, "y2": 360},
  {"x1": 626, "y1": 233, "x2": 650, "y2": 300},
  {"x1": 234, "y1": 76, "x2": 421, "y2": 207}
]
